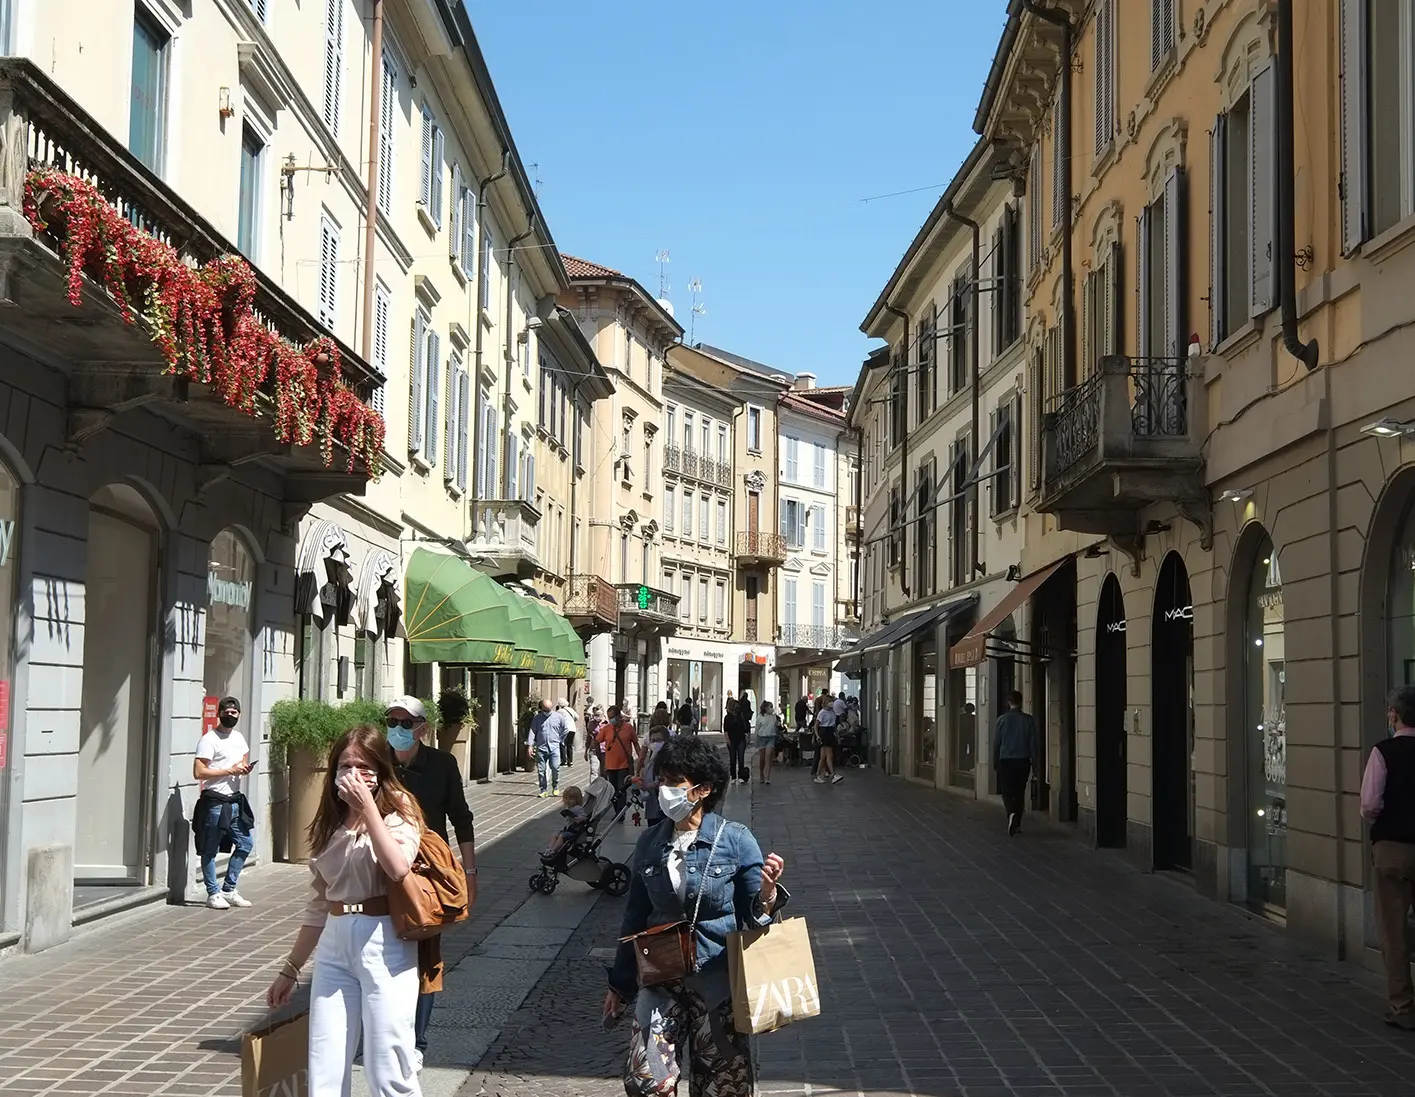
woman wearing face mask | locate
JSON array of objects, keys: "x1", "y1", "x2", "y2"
[
  {"x1": 265, "y1": 725, "x2": 425, "y2": 1097},
  {"x1": 604, "y1": 736, "x2": 787, "y2": 1096}
]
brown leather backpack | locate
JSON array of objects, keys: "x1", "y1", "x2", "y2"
[{"x1": 388, "y1": 829, "x2": 470, "y2": 941}]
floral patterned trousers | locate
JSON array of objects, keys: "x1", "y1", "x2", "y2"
[{"x1": 624, "y1": 984, "x2": 754, "y2": 1097}]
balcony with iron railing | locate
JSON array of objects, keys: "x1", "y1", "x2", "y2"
[
  {"x1": 734, "y1": 530, "x2": 788, "y2": 566},
  {"x1": 663, "y1": 444, "x2": 733, "y2": 487},
  {"x1": 469, "y1": 500, "x2": 541, "y2": 579},
  {"x1": 0, "y1": 59, "x2": 383, "y2": 492},
  {"x1": 776, "y1": 623, "x2": 848, "y2": 651},
  {"x1": 565, "y1": 573, "x2": 618, "y2": 632},
  {"x1": 616, "y1": 583, "x2": 681, "y2": 633},
  {"x1": 1040, "y1": 355, "x2": 1205, "y2": 536}
]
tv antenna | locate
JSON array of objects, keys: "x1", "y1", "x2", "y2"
[
  {"x1": 688, "y1": 277, "x2": 706, "y2": 343},
  {"x1": 655, "y1": 250, "x2": 671, "y2": 299}
]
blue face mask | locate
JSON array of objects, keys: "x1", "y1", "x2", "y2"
[{"x1": 387, "y1": 727, "x2": 416, "y2": 752}]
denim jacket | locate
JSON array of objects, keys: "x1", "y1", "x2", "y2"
[{"x1": 609, "y1": 812, "x2": 789, "y2": 998}]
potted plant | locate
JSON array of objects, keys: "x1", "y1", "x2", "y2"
[
  {"x1": 268, "y1": 699, "x2": 340, "y2": 863},
  {"x1": 435, "y1": 684, "x2": 475, "y2": 766}
]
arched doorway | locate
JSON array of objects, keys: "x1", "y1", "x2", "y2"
[
  {"x1": 1242, "y1": 530, "x2": 1286, "y2": 912},
  {"x1": 1095, "y1": 574, "x2": 1127, "y2": 848},
  {"x1": 1152, "y1": 552, "x2": 1195, "y2": 870},
  {"x1": 76, "y1": 484, "x2": 162, "y2": 886}
]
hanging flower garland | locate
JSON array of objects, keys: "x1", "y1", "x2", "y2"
[{"x1": 23, "y1": 167, "x2": 385, "y2": 475}]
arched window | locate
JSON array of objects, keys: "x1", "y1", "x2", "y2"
[
  {"x1": 1388, "y1": 500, "x2": 1415, "y2": 687},
  {"x1": 204, "y1": 530, "x2": 256, "y2": 719}
]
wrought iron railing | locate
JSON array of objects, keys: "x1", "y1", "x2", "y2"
[
  {"x1": 565, "y1": 574, "x2": 617, "y2": 625},
  {"x1": 616, "y1": 583, "x2": 681, "y2": 622},
  {"x1": 664, "y1": 443, "x2": 731, "y2": 485},
  {"x1": 1046, "y1": 371, "x2": 1103, "y2": 480},
  {"x1": 777, "y1": 623, "x2": 847, "y2": 650},
  {"x1": 1128, "y1": 357, "x2": 1189, "y2": 437},
  {"x1": 664, "y1": 443, "x2": 682, "y2": 473},
  {"x1": 734, "y1": 530, "x2": 788, "y2": 561}
]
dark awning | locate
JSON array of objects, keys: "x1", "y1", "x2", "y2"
[
  {"x1": 948, "y1": 557, "x2": 1070, "y2": 669},
  {"x1": 859, "y1": 595, "x2": 977, "y2": 670}
]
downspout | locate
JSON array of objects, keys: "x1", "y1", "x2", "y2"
[
  {"x1": 853, "y1": 424, "x2": 863, "y2": 619},
  {"x1": 1021, "y1": 0, "x2": 1076, "y2": 389},
  {"x1": 943, "y1": 202, "x2": 982, "y2": 580},
  {"x1": 1276, "y1": 0, "x2": 1320, "y2": 371},
  {"x1": 469, "y1": 151, "x2": 510, "y2": 534},
  {"x1": 503, "y1": 216, "x2": 539, "y2": 499},
  {"x1": 885, "y1": 301, "x2": 910, "y2": 600},
  {"x1": 359, "y1": 0, "x2": 384, "y2": 364}
]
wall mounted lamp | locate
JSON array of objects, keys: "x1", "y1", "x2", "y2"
[
  {"x1": 1360, "y1": 418, "x2": 1415, "y2": 439},
  {"x1": 1219, "y1": 488, "x2": 1253, "y2": 503}
]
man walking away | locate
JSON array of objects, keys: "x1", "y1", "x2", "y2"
[
  {"x1": 1362, "y1": 685, "x2": 1415, "y2": 1031},
  {"x1": 528, "y1": 699, "x2": 565, "y2": 798},
  {"x1": 994, "y1": 690, "x2": 1038, "y2": 836},
  {"x1": 386, "y1": 696, "x2": 479, "y2": 1070},
  {"x1": 597, "y1": 704, "x2": 640, "y2": 812},
  {"x1": 192, "y1": 697, "x2": 255, "y2": 909},
  {"x1": 557, "y1": 698, "x2": 578, "y2": 769}
]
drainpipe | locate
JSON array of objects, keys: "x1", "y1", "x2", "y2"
[
  {"x1": 360, "y1": 0, "x2": 384, "y2": 366},
  {"x1": 503, "y1": 216, "x2": 539, "y2": 500},
  {"x1": 943, "y1": 202, "x2": 982, "y2": 579},
  {"x1": 1021, "y1": 0, "x2": 1076, "y2": 389},
  {"x1": 1276, "y1": 0, "x2": 1320, "y2": 371},
  {"x1": 853, "y1": 424, "x2": 863, "y2": 620},
  {"x1": 885, "y1": 301, "x2": 910, "y2": 600},
  {"x1": 469, "y1": 151, "x2": 510, "y2": 534}
]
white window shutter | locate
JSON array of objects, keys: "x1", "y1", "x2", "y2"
[
  {"x1": 525, "y1": 451, "x2": 535, "y2": 499},
  {"x1": 323, "y1": 0, "x2": 343, "y2": 134},
  {"x1": 1137, "y1": 208, "x2": 1151, "y2": 357},
  {"x1": 1163, "y1": 166, "x2": 1183, "y2": 359},
  {"x1": 318, "y1": 217, "x2": 338, "y2": 329},
  {"x1": 449, "y1": 164, "x2": 462, "y2": 260},
  {"x1": 1082, "y1": 271, "x2": 1095, "y2": 378},
  {"x1": 456, "y1": 373, "x2": 469, "y2": 491},
  {"x1": 507, "y1": 433, "x2": 519, "y2": 499},
  {"x1": 1105, "y1": 241, "x2": 1120, "y2": 354},
  {"x1": 430, "y1": 128, "x2": 444, "y2": 226},
  {"x1": 444, "y1": 361, "x2": 457, "y2": 482},
  {"x1": 1210, "y1": 115, "x2": 1227, "y2": 348},
  {"x1": 409, "y1": 314, "x2": 425, "y2": 455},
  {"x1": 378, "y1": 52, "x2": 396, "y2": 214},
  {"x1": 462, "y1": 189, "x2": 476, "y2": 277},
  {"x1": 419, "y1": 109, "x2": 433, "y2": 209},
  {"x1": 1340, "y1": 0, "x2": 1367, "y2": 255},
  {"x1": 1249, "y1": 62, "x2": 1276, "y2": 318},
  {"x1": 425, "y1": 332, "x2": 440, "y2": 465},
  {"x1": 486, "y1": 409, "x2": 499, "y2": 497}
]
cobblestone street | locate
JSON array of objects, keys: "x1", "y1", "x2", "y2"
[{"x1": 4, "y1": 764, "x2": 1415, "y2": 1097}]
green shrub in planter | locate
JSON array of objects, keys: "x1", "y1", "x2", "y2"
[{"x1": 268, "y1": 699, "x2": 340, "y2": 765}]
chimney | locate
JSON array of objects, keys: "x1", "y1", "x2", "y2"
[{"x1": 793, "y1": 372, "x2": 817, "y2": 390}]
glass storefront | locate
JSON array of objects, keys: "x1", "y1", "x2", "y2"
[
  {"x1": 914, "y1": 641, "x2": 937, "y2": 782},
  {"x1": 1244, "y1": 533, "x2": 1286, "y2": 911},
  {"x1": 204, "y1": 530, "x2": 255, "y2": 719},
  {"x1": 0, "y1": 461, "x2": 18, "y2": 913},
  {"x1": 1388, "y1": 501, "x2": 1415, "y2": 688}
]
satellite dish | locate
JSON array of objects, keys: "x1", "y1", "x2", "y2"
[{"x1": 657, "y1": 298, "x2": 676, "y2": 317}]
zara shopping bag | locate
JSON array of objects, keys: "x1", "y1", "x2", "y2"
[
  {"x1": 241, "y1": 1011, "x2": 308, "y2": 1097},
  {"x1": 727, "y1": 918, "x2": 821, "y2": 1035}
]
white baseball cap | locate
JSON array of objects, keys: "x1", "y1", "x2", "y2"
[{"x1": 385, "y1": 696, "x2": 427, "y2": 722}]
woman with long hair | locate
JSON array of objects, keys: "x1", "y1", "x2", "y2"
[
  {"x1": 604, "y1": 736, "x2": 787, "y2": 1096},
  {"x1": 265, "y1": 725, "x2": 425, "y2": 1096},
  {"x1": 754, "y1": 700, "x2": 780, "y2": 785}
]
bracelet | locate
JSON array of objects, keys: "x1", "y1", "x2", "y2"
[{"x1": 280, "y1": 958, "x2": 302, "y2": 980}]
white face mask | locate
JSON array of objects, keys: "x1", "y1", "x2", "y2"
[{"x1": 658, "y1": 785, "x2": 698, "y2": 822}]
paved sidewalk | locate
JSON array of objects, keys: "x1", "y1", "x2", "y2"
[{"x1": 0, "y1": 767, "x2": 570, "y2": 1097}]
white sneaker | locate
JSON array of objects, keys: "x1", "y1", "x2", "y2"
[
  {"x1": 831, "y1": 774, "x2": 844, "y2": 785},
  {"x1": 223, "y1": 891, "x2": 252, "y2": 908},
  {"x1": 413, "y1": 1050, "x2": 424, "y2": 1073},
  {"x1": 813, "y1": 776, "x2": 825, "y2": 784},
  {"x1": 206, "y1": 892, "x2": 230, "y2": 910}
]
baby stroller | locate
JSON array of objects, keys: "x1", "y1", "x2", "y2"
[{"x1": 528, "y1": 776, "x2": 632, "y2": 897}]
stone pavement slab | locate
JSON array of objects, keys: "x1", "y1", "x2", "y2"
[{"x1": 0, "y1": 768, "x2": 572, "y2": 1096}]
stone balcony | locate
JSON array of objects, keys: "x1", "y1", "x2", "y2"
[
  {"x1": 0, "y1": 59, "x2": 383, "y2": 499},
  {"x1": 615, "y1": 583, "x2": 680, "y2": 635},
  {"x1": 734, "y1": 530, "x2": 788, "y2": 567},
  {"x1": 470, "y1": 500, "x2": 541, "y2": 579},
  {"x1": 776, "y1": 623, "x2": 849, "y2": 652},
  {"x1": 1040, "y1": 355, "x2": 1207, "y2": 538},
  {"x1": 564, "y1": 573, "x2": 617, "y2": 634}
]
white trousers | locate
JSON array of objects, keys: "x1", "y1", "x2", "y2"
[{"x1": 308, "y1": 913, "x2": 421, "y2": 1097}]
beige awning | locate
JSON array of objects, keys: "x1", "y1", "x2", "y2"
[{"x1": 947, "y1": 557, "x2": 1070, "y2": 669}]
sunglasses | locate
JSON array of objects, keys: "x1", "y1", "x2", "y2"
[{"x1": 386, "y1": 717, "x2": 418, "y2": 730}]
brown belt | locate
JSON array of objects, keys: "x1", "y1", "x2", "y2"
[{"x1": 329, "y1": 896, "x2": 390, "y2": 917}]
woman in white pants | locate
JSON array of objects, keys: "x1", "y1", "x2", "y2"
[{"x1": 266, "y1": 724, "x2": 424, "y2": 1097}]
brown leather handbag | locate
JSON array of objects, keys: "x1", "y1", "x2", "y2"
[
  {"x1": 387, "y1": 829, "x2": 470, "y2": 941},
  {"x1": 622, "y1": 822, "x2": 724, "y2": 987}
]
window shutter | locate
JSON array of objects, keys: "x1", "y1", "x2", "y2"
[
  {"x1": 408, "y1": 314, "x2": 425, "y2": 455},
  {"x1": 373, "y1": 283, "x2": 389, "y2": 415},
  {"x1": 323, "y1": 0, "x2": 343, "y2": 134},
  {"x1": 318, "y1": 217, "x2": 338, "y2": 329},
  {"x1": 1108, "y1": 239, "x2": 1123, "y2": 355},
  {"x1": 1051, "y1": 98, "x2": 1064, "y2": 228},
  {"x1": 507, "y1": 433, "x2": 519, "y2": 499},
  {"x1": 1249, "y1": 62, "x2": 1276, "y2": 318},
  {"x1": 1028, "y1": 348, "x2": 1043, "y2": 490},
  {"x1": 1094, "y1": 0, "x2": 1112, "y2": 155},
  {"x1": 1081, "y1": 270, "x2": 1095, "y2": 379},
  {"x1": 444, "y1": 361, "x2": 457, "y2": 482},
  {"x1": 486, "y1": 408, "x2": 498, "y2": 496},
  {"x1": 430, "y1": 128, "x2": 444, "y2": 226},
  {"x1": 1137, "y1": 209, "x2": 1151, "y2": 356},
  {"x1": 1340, "y1": 0, "x2": 1367, "y2": 254},
  {"x1": 1210, "y1": 115, "x2": 1227, "y2": 347},
  {"x1": 525, "y1": 451, "x2": 535, "y2": 499},
  {"x1": 419, "y1": 109, "x2": 433, "y2": 209},
  {"x1": 990, "y1": 226, "x2": 1004, "y2": 353},
  {"x1": 1163, "y1": 166, "x2": 1184, "y2": 359},
  {"x1": 457, "y1": 372, "x2": 469, "y2": 491},
  {"x1": 1011, "y1": 394, "x2": 1023, "y2": 508},
  {"x1": 378, "y1": 52, "x2": 396, "y2": 214},
  {"x1": 779, "y1": 499, "x2": 787, "y2": 539},
  {"x1": 425, "y1": 331, "x2": 440, "y2": 465},
  {"x1": 462, "y1": 189, "x2": 476, "y2": 277},
  {"x1": 1029, "y1": 152, "x2": 1042, "y2": 269},
  {"x1": 449, "y1": 164, "x2": 462, "y2": 260}
]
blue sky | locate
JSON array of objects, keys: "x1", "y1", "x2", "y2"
[{"x1": 467, "y1": 1, "x2": 1008, "y2": 387}]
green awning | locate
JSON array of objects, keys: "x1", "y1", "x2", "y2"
[
  {"x1": 505, "y1": 591, "x2": 587, "y2": 679},
  {"x1": 491, "y1": 585, "x2": 555, "y2": 674},
  {"x1": 547, "y1": 612, "x2": 587, "y2": 679},
  {"x1": 404, "y1": 548, "x2": 520, "y2": 667}
]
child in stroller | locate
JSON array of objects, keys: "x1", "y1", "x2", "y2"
[{"x1": 529, "y1": 776, "x2": 631, "y2": 896}]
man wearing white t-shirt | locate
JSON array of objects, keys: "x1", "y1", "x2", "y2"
[{"x1": 192, "y1": 696, "x2": 255, "y2": 910}]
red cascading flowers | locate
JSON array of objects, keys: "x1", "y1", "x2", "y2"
[{"x1": 23, "y1": 167, "x2": 385, "y2": 475}]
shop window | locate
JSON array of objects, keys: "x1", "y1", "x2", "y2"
[
  {"x1": 204, "y1": 530, "x2": 256, "y2": 715},
  {"x1": 296, "y1": 616, "x2": 328, "y2": 701},
  {"x1": 0, "y1": 460, "x2": 19, "y2": 844},
  {"x1": 353, "y1": 636, "x2": 379, "y2": 699},
  {"x1": 1244, "y1": 532, "x2": 1286, "y2": 911}
]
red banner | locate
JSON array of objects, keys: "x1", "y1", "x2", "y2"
[
  {"x1": 0, "y1": 679, "x2": 9, "y2": 731},
  {"x1": 202, "y1": 695, "x2": 220, "y2": 736},
  {"x1": 0, "y1": 730, "x2": 7, "y2": 770}
]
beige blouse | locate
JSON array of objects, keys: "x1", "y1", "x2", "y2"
[{"x1": 300, "y1": 811, "x2": 422, "y2": 929}]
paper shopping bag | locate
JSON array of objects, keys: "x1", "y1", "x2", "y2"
[
  {"x1": 241, "y1": 1011, "x2": 308, "y2": 1097},
  {"x1": 727, "y1": 917, "x2": 821, "y2": 1035}
]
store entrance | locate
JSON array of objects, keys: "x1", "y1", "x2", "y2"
[
  {"x1": 1152, "y1": 553, "x2": 1194, "y2": 871},
  {"x1": 912, "y1": 641, "x2": 937, "y2": 783},
  {"x1": 1095, "y1": 574, "x2": 1128, "y2": 849}
]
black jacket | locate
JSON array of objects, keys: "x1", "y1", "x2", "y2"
[
  {"x1": 724, "y1": 712, "x2": 749, "y2": 742},
  {"x1": 192, "y1": 790, "x2": 254, "y2": 855},
  {"x1": 393, "y1": 743, "x2": 476, "y2": 846}
]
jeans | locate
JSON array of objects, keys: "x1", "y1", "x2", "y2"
[
  {"x1": 605, "y1": 768, "x2": 630, "y2": 813},
  {"x1": 309, "y1": 913, "x2": 420, "y2": 1096},
  {"x1": 997, "y1": 758, "x2": 1032, "y2": 820},
  {"x1": 726, "y1": 737, "x2": 747, "y2": 779},
  {"x1": 535, "y1": 744, "x2": 561, "y2": 793},
  {"x1": 414, "y1": 991, "x2": 436, "y2": 1053},
  {"x1": 200, "y1": 802, "x2": 254, "y2": 895}
]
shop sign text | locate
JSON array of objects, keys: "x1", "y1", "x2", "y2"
[
  {"x1": 208, "y1": 571, "x2": 253, "y2": 610},
  {"x1": 0, "y1": 518, "x2": 14, "y2": 569}
]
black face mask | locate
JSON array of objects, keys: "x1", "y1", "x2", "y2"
[{"x1": 219, "y1": 713, "x2": 239, "y2": 729}]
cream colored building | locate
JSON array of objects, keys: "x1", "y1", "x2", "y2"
[{"x1": 558, "y1": 256, "x2": 683, "y2": 718}]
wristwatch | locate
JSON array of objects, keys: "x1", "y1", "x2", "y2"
[{"x1": 465, "y1": 867, "x2": 478, "y2": 875}]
